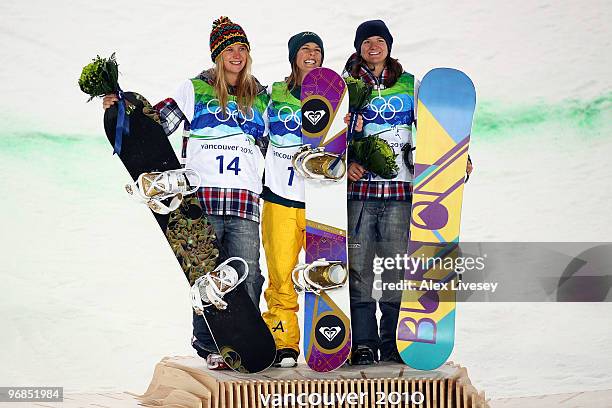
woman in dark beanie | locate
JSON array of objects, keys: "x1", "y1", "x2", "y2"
[
  {"x1": 260, "y1": 31, "x2": 324, "y2": 368},
  {"x1": 344, "y1": 19, "x2": 417, "y2": 366},
  {"x1": 103, "y1": 16, "x2": 269, "y2": 370},
  {"x1": 345, "y1": 20, "x2": 473, "y2": 366}
]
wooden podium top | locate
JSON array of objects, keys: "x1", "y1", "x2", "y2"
[{"x1": 158, "y1": 355, "x2": 471, "y2": 382}]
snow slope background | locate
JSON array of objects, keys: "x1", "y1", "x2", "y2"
[{"x1": 1, "y1": 0, "x2": 611, "y2": 398}]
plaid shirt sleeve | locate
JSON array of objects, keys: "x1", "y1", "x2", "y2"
[{"x1": 153, "y1": 98, "x2": 187, "y2": 136}]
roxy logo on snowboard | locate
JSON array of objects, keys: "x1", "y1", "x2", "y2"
[
  {"x1": 304, "y1": 110, "x2": 326, "y2": 126},
  {"x1": 319, "y1": 326, "x2": 341, "y2": 342},
  {"x1": 315, "y1": 315, "x2": 345, "y2": 350},
  {"x1": 301, "y1": 98, "x2": 331, "y2": 135}
]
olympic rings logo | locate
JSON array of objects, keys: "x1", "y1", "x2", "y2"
[
  {"x1": 362, "y1": 95, "x2": 405, "y2": 121},
  {"x1": 206, "y1": 98, "x2": 255, "y2": 125},
  {"x1": 277, "y1": 105, "x2": 302, "y2": 132}
]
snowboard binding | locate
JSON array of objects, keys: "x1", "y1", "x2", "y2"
[
  {"x1": 125, "y1": 168, "x2": 201, "y2": 214},
  {"x1": 292, "y1": 259, "x2": 348, "y2": 295},
  {"x1": 190, "y1": 257, "x2": 249, "y2": 312},
  {"x1": 292, "y1": 146, "x2": 346, "y2": 181}
]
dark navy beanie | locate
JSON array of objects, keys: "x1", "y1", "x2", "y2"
[
  {"x1": 288, "y1": 31, "x2": 324, "y2": 64},
  {"x1": 354, "y1": 20, "x2": 393, "y2": 55}
]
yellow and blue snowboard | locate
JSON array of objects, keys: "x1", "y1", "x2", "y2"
[{"x1": 396, "y1": 68, "x2": 476, "y2": 370}]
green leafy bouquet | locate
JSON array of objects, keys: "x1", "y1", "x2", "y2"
[
  {"x1": 345, "y1": 77, "x2": 371, "y2": 113},
  {"x1": 78, "y1": 53, "x2": 119, "y2": 101},
  {"x1": 345, "y1": 77, "x2": 371, "y2": 139},
  {"x1": 348, "y1": 135, "x2": 399, "y2": 179},
  {"x1": 345, "y1": 77, "x2": 399, "y2": 179}
]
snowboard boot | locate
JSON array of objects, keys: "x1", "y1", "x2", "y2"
[
  {"x1": 125, "y1": 168, "x2": 201, "y2": 214},
  {"x1": 206, "y1": 353, "x2": 230, "y2": 370},
  {"x1": 349, "y1": 345, "x2": 377, "y2": 366},
  {"x1": 273, "y1": 348, "x2": 299, "y2": 368},
  {"x1": 380, "y1": 349, "x2": 403, "y2": 364}
]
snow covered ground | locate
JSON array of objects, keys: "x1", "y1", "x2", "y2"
[{"x1": 1, "y1": 0, "x2": 611, "y2": 399}]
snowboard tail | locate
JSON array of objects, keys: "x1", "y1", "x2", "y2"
[{"x1": 396, "y1": 68, "x2": 476, "y2": 370}]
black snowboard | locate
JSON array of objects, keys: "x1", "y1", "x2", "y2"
[{"x1": 103, "y1": 92, "x2": 275, "y2": 373}]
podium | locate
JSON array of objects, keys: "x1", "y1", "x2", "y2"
[{"x1": 136, "y1": 356, "x2": 488, "y2": 408}]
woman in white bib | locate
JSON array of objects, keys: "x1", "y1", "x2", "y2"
[
  {"x1": 344, "y1": 20, "x2": 418, "y2": 366},
  {"x1": 104, "y1": 16, "x2": 269, "y2": 371},
  {"x1": 260, "y1": 32, "x2": 326, "y2": 368},
  {"x1": 344, "y1": 20, "x2": 473, "y2": 366}
]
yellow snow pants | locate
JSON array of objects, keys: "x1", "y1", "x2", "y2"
[{"x1": 261, "y1": 201, "x2": 306, "y2": 352}]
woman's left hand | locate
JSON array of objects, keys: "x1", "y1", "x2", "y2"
[{"x1": 343, "y1": 113, "x2": 363, "y2": 132}]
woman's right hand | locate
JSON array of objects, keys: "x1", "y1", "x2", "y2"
[
  {"x1": 102, "y1": 94, "x2": 119, "y2": 110},
  {"x1": 348, "y1": 162, "x2": 366, "y2": 182}
]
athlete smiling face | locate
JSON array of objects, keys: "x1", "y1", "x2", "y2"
[
  {"x1": 221, "y1": 43, "x2": 249, "y2": 85},
  {"x1": 359, "y1": 36, "x2": 388, "y2": 77},
  {"x1": 295, "y1": 42, "x2": 322, "y2": 83}
]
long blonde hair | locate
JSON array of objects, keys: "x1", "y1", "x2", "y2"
[{"x1": 213, "y1": 52, "x2": 258, "y2": 115}]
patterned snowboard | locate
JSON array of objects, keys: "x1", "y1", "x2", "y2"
[
  {"x1": 396, "y1": 68, "x2": 476, "y2": 370},
  {"x1": 103, "y1": 92, "x2": 275, "y2": 373},
  {"x1": 300, "y1": 67, "x2": 351, "y2": 372}
]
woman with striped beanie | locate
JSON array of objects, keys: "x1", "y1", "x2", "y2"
[
  {"x1": 184, "y1": 15, "x2": 270, "y2": 370},
  {"x1": 103, "y1": 16, "x2": 270, "y2": 370}
]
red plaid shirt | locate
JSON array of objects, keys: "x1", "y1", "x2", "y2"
[
  {"x1": 154, "y1": 98, "x2": 261, "y2": 222},
  {"x1": 347, "y1": 180, "x2": 412, "y2": 201},
  {"x1": 196, "y1": 187, "x2": 261, "y2": 222}
]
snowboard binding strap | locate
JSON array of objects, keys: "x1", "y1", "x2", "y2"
[
  {"x1": 125, "y1": 168, "x2": 201, "y2": 214},
  {"x1": 292, "y1": 146, "x2": 346, "y2": 181},
  {"x1": 190, "y1": 257, "x2": 249, "y2": 312},
  {"x1": 292, "y1": 259, "x2": 348, "y2": 295}
]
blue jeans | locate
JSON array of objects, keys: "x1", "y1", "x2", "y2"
[
  {"x1": 348, "y1": 199, "x2": 411, "y2": 360},
  {"x1": 192, "y1": 214, "x2": 264, "y2": 356}
]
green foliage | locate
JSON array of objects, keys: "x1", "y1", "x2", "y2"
[
  {"x1": 345, "y1": 76, "x2": 372, "y2": 112},
  {"x1": 349, "y1": 135, "x2": 399, "y2": 179},
  {"x1": 78, "y1": 53, "x2": 119, "y2": 101}
]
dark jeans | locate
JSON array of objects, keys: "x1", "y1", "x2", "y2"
[
  {"x1": 192, "y1": 214, "x2": 264, "y2": 356},
  {"x1": 348, "y1": 199, "x2": 411, "y2": 360}
]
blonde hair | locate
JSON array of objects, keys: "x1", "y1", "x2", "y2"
[{"x1": 213, "y1": 52, "x2": 258, "y2": 115}]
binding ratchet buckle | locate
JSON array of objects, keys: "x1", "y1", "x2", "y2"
[{"x1": 292, "y1": 258, "x2": 348, "y2": 295}]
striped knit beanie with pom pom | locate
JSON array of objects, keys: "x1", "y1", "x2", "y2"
[{"x1": 209, "y1": 16, "x2": 250, "y2": 62}]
